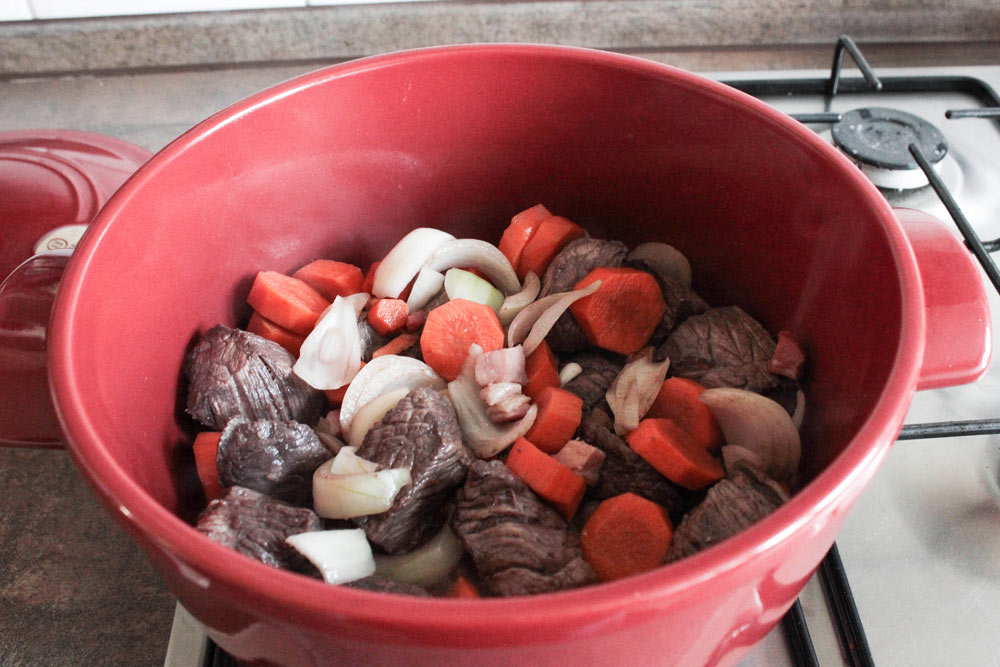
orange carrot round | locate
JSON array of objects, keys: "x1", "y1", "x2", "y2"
[
  {"x1": 569, "y1": 267, "x2": 666, "y2": 355},
  {"x1": 499, "y1": 204, "x2": 551, "y2": 275},
  {"x1": 420, "y1": 298, "x2": 505, "y2": 381},
  {"x1": 581, "y1": 492, "x2": 673, "y2": 582},
  {"x1": 647, "y1": 377, "x2": 724, "y2": 452},
  {"x1": 626, "y1": 418, "x2": 724, "y2": 490},
  {"x1": 247, "y1": 311, "x2": 306, "y2": 357},
  {"x1": 524, "y1": 386, "x2": 584, "y2": 454},
  {"x1": 246, "y1": 270, "x2": 330, "y2": 335},
  {"x1": 292, "y1": 259, "x2": 364, "y2": 301},
  {"x1": 505, "y1": 437, "x2": 586, "y2": 520},
  {"x1": 192, "y1": 431, "x2": 224, "y2": 501},
  {"x1": 446, "y1": 575, "x2": 481, "y2": 598},
  {"x1": 372, "y1": 332, "x2": 420, "y2": 358},
  {"x1": 517, "y1": 215, "x2": 586, "y2": 279},
  {"x1": 367, "y1": 298, "x2": 409, "y2": 336},
  {"x1": 523, "y1": 340, "x2": 561, "y2": 400}
]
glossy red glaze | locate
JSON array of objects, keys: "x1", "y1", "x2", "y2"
[{"x1": 40, "y1": 46, "x2": 989, "y2": 665}]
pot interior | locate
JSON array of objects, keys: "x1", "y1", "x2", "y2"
[{"x1": 57, "y1": 47, "x2": 905, "y2": 540}]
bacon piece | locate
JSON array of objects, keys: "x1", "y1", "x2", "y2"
[
  {"x1": 552, "y1": 439, "x2": 606, "y2": 486},
  {"x1": 767, "y1": 330, "x2": 805, "y2": 380},
  {"x1": 487, "y1": 392, "x2": 532, "y2": 423},
  {"x1": 475, "y1": 346, "x2": 528, "y2": 386}
]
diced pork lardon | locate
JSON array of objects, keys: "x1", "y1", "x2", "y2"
[
  {"x1": 552, "y1": 439, "x2": 606, "y2": 486},
  {"x1": 475, "y1": 346, "x2": 528, "y2": 386}
]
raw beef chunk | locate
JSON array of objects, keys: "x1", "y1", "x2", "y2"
[
  {"x1": 561, "y1": 352, "x2": 624, "y2": 413},
  {"x1": 355, "y1": 387, "x2": 471, "y2": 553},
  {"x1": 451, "y1": 460, "x2": 596, "y2": 597},
  {"x1": 659, "y1": 306, "x2": 779, "y2": 394},
  {"x1": 184, "y1": 324, "x2": 325, "y2": 430},
  {"x1": 347, "y1": 576, "x2": 431, "y2": 597},
  {"x1": 196, "y1": 485, "x2": 321, "y2": 571},
  {"x1": 217, "y1": 418, "x2": 330, "y2": 506}
]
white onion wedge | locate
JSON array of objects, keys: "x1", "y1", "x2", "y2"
[
  {"x1": 444, "y1": 268, "x2": 505, "y2": 314},
  {"x1": 328, "y1": 446, "x2": 378, "y2": 475},
  {"x1": 606, "y1": 349, "x2": 670, "y2": 435},
  {"x1": 374, "y1": 524, "x2": 464, "y2": 588},
  {"x1": 700, "y1": 387, "x2": 801, "y2": 481},
  {"x1": 626, "y1": 242, "x2": 692, "y2": 289},
  {"x1": 498, "y1": 271, "x2": 540, "y2": 326},
  {"x1": 285, "y1": 529, "x2": 375, "y2": 584},
  {"x1": 721, "y1": 444, "x2": 766, "y2": 475},
  {"x1": 514, "y1": 280, "x2": 602, "y2": 356},
  {"x1": 406, "y1": 268, "x2": 445, "y2": 311},
  {"x1": 447, "y1": 345, "x2": 538, "y2": 458},
  {"x1": 313, "y1": 456, "x2": 411, "y2": 519},
  {"x1": 423, "y1": 238, "x2": 521, "y2": 295},
  {"x1": 347, "y1": 387, "x2": 409, "y2": 449},
  {"x1": 373, "y1": 227, "x2": 455, "y2": 298},
  {"x1": 559, "y1": 362, "x2": 583, "y2": 386},
  {"x1": 339, "y1": 356, "x2": 446, "y2": 435},
  {"x1": 293, "y1": 294, "x2": 365, "y2": 390}
]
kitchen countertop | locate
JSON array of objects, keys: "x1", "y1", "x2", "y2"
[{"x1": 1, "y1": 7, "x2": 999, "y2": 664}]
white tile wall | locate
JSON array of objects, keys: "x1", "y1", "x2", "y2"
[{"x1": 0, "y1": 0, "x2": 435, "y2": 21}]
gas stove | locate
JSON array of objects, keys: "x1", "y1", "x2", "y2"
[{"x1": 165, "y1": 38, "x2": 1000, "y2": 667}]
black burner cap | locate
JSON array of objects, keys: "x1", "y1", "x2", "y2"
[{"x1": 831, "y1": 107, "x2": 948, "y2": 170}]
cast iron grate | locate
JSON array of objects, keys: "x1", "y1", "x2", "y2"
[{"x1": 723, "y1": 34, "x2": 1000, "y2": 667}]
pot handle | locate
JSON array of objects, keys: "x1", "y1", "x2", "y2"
[
  {"x1": 0, "y1": 250, "x2": 72, "y2": 448},
  {"x1": 895, "y1": 207, "x2": 992, "y2": 391}
]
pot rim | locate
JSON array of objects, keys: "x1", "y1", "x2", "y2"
[{"x1": 48, "y1": 43, "x2": 923, "y2": 643}]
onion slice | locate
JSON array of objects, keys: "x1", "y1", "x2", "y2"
[
  {"x1": 313, "y1": 464, "x2": 412, "y2": 519},
  {"x1": 406, "y1": 268, "x2": 445, "y2": 311},
  {"x1": 498, "y1": 271, "x2": 540, "y2": 326},
  {"x1": 339, "y1": 356, "x2": 446, "y2": 435},
  {"x1": 509, "y1": 280, "x2": 601, "y2": 356},
  {"x1": 374, "y1": 524, "x2": 464, "y2": 588},
  {"x1": 347, "y1": 387, "x2": 409, "y2": 448},
  {"x1": 423, "y1": 238, "x2": 521, "y2": 295},
  {"x1": 605, "y1": 348, "x2": 670, "y2": 435},
  {"x1": 626, "y1": 242, "x2": 692, "y2": 290},
  {"x1": 328, "y1": 446, "x2": 379, "y2": 475},
  {"x1": 559, "y1": 362, "x2": 583, "y2": 386},
  {"x1": 293, "y1": 294, "x2": 366, "y2": 390},
  {"x1": 373, "y1": 227, "x2": 455, "y2": 298},
  {"x1": 285, "y1": 529, "x2": 376, "y2": 584},
  {"x1": 444, "y1": 267, "x2": 505, "y2": 314},
  {"x1": 447, "y1": 344, "x2": 538, "y2": 458},
  {"x1": 699, "y1": 387, "x2": 801, "y2": 482}
]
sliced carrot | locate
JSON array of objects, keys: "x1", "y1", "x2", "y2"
[
  {"x1": 192, "y1": 431, "x2": 224, "y2": 502},
  {"x1": 580, "y1": 492, "x2": 673, "y2": 582},
  {"x1": 246, "y1": 270, "x2": 330, "y2": 336},
  {"x1": 361, "y1": 261, "x2": 381, "y2": 294},
  {"x1": 247, "y1": 311, "x2": 306, "y2": 357},
  {"x1": 446, "y1": 575, "x2": 481, "y2": 599},
  {"x1": 499, "y1": 204, "x2": 551, "y2": 275},
  {"x1": 523, "y1": 386, "x2": 583, "y2": 454},
  {"x1": 505, "y1": 437, "x2": 586, "y2": 520},
  {"x1": 516, "y1": 215, "x2": 586, "y2": 280},
  {"x1": 647, "y1": 377, "x2": 723, "y2": 452},
  {"x1": 324, "y1": 361, "x2": 365, "y2": 405},
  {"x1": 420, "y1": 298, "x2": 505, "y2": 381},
  {"x1": 372, "y1": 332, "x2": 420, "y2": 358},
  {"x1": 367, "y1": 298, "x2": 409, "y2": 336},
  {"x1": 569, "y1": 267, "x2": 666, "y2": 355},
  {"x1": 292, "y1": 259, "x2": 364, "y2": 301},
  {"x1": 626, "y1": 418, "x2": 724, "y2": 491},
  {"x1": 523, "y1": 340, "x2": 561, "y2": 400}
]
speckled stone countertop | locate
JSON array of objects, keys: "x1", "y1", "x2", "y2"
[{"x1": 1, "y1": 4, "x2": 999, "y2": 665}]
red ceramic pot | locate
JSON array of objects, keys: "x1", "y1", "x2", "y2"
[{"x1": 1, "y1": 45, "x2": 991, "y2": 666}]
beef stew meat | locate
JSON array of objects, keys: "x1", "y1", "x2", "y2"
[
  {"x1": 196, "y1": 485, "x2": 322, "y2": 572},
  {"x1": 184, "y1": 324, "x2": 326, "y2": 430},
  {"x1": 452, "y1": 460, "x2": 597, "y2": 597},
  {"x1": 659, "y1": 306, "x2": 779, "y2": 394},
  {"x1": 561, "y1": 352, "x2": 624, "y2": 414},
  {"x1": 624, "y1": 257, "x2": 710, "y2": 346},
  {"x1": 355, "y1": 386, "x2": 471, "y2": 554},
  {"x1": 217, "y1": 418, "x2": 330, "y2": 506},
  {"x1": 347, "y1": 576, "x2": 431, "y2": 597}
]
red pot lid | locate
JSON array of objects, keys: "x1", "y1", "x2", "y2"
[
  {"x1": 0, "y1": 129, "x2": 151, "y2": 278},
  {"x1": 0, "y1": 130, "x2": 150, "y2": 447}
]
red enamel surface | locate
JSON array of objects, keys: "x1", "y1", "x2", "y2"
[{"x1": 36, "y1": 46, "x2": 988, "y2": 665}]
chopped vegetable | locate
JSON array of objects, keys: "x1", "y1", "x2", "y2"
[
  {"x1": 405, "y1": 267, "x2": 445, "y2": 311},
  {"x1": 517, "y1": 215, "x2": 586, "y2": 279},
  {"x1": 425, "y1": 238, "x2": 521, "y2": 295},
  {"x1": 374, "y1": 524, "x2": 464, "y2": 588},
  {"x1": 570, "y1": 267, "x2": 666, "y2": 355},
  {"x1": 505, "y1": 437, "x2": 586, "y2": 520},
  {"x1": 192, "y1": 431, "x2": 223, "y2": 501},
  {"x1": 498, "y1": 270, "x2": 540, "y2": 326},
  {"x1": 647, "y1": 377, "x2": 723, "y2": 451},
  {"x1": 313, "y1": 452, "x2": 412, "y2": 519},
  {"x1": 246, "y1": 270, "x2": 330, "y2": 335},
  {"x1": 625, "y1": 418, "x2": 724, "y2": 491},
  {"x1": 624, "y1": 242, "x2": 692, "y2": 290},
  {"x1": 605, "y1": 348, "x2": 671, "y2": 436},
  {"x1": 285, "y1": 529, "x2": 376, "y2": 584},
  {"x1": 523, "y1": 340, "x2": 561, "y2": 400},
  {"x1": 580, "y1": 492, "x2": 673, "y2": 582},
  {"x1": 292, "y1": 259, "x2": 364, "y2": 301},
  {"x1": 373, "y1": 227, "x2": 455, "y2": 298},
  {"x1": 292, "y1": 294, "x2": 366, "y2": 390},
  {"x1": 499, "y1": 203, "x2": 550, "y2": 274},
  {"x1": 361, "y1": 260, "x2": 380, "y2": 294},
  {"x1": 347, "y1": 386, "x2": 409, "y2": 448},
  {"x1": 338, "y1": 355, "x2": 446, "y2": 435},
  {"x1": 506, "y1": 280, "x2": 600, "y2": 353},
  {"x1": 371, "y1": 332, "x2": 420, "y2": 358},
  {"x1": 523, "y1": 386, "x2": 584, "y2": 454},
  {"x1": 246, "y1": 311, "x2": 305, "y2": 357},
  {"x1": 367, "y1": 298, "x2": 409, "y2": 336},
  {"x1": 558, "y1": 362, "x2": 583, "y2": 386},
  {"x1": 444, "y1": 267, "x2": 505, "y2": 314},
  {"x1": 446, "y1": 575, "x2": 481, "y2": 598},
  {"x1": 329, "y1": 446, "x2": 378, "y2": 475},
  {"x1": 699, "y1": 387, "x2": 801, "y2": 481},
  {"x1": 420, "y1": 298, "x2": 505, "y2": 382}
]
